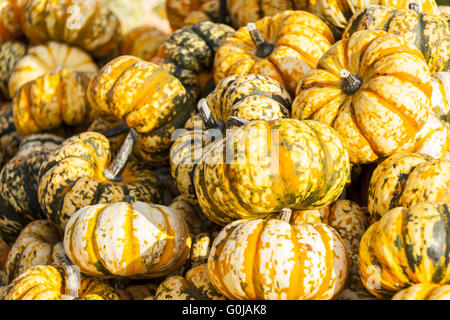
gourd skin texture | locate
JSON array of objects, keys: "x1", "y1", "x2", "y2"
[
  {"x1": 121, "y1": 26, "x2": 169, "y2": 62},
  {"x1": 155, "y1": 264, "x2": 225, "y2": 300},
  {"x1": 0, "y1": 103, "x2": 22, "y2": 164},
  {"x1": 214, "y1": 10, "x2": 335, "y2": 96},
  {"x1": 343, "y1": 5, "x2": 450, "y2": 73},
  {"x1": 63, "y1": 202, "x2": 191, "y2": 278},
  {"x1": 359, "y1": 202, "x2": 450, "y2": 299},
  {"x1": 368, "y1": 152, "x2": 450, "y2": 220},
  {"x1": 194, "y1": 118, "x2": 350, "y2": 225},
  {"x1": 0, "y1": 41, "x2": 27, "y2": 100},
  {"x1": 166, "y1": 0, "x2": 220, "y2": 30},
  {"x1": 38, "y1": 132, "x2": 162, "y2": 229},
  {"x1": 208, "y1": 218, "x2": 349, "y2": 300},
  {"x1": 21, "y1": 0, "x2": 122, "y2": 58},
  {"x1": 3, "y1": 265, "x2": 120, "y2": 300},
  {"x1": 88, "y1": 55, "x2": 195, "y2": 164},
  {"x1": 292, "y1": 30, "x2": 433, "y2": 164},
  {"x1": 392, "y1": 283, "x2": 450, "y2": 300},
  {"x1": 430, "y1": 72, "x2": 450, "y2": 120}
]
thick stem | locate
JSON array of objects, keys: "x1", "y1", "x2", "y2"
[
  {"x1": 279, "y1": 208, "x2": 292, "y2": 223},
  {"x1": 196, "y1": 98, "x2": 224, "y2": 131},
  {"x1": 247, "y1": 23, "x2": 274, "y2": 58},
  {"x1": 58, "y1": 254, "x2": 80, "y2": 300},
  {"x1": 227, "y1": 116, "x2": 249, "y2": 127},
  {"x1": 98, "y1": 121, "x2": 129, "y2": 138},
  {"x1": 218, "y1": 0, "x2": 227, "y2": 24},
  {"x1": 340, "y1": 69, "x2": 362, "y2": 95},
  {"x1": 103, "y1": 129, "x2": 138, "y2": 182}
]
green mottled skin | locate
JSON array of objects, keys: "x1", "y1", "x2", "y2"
[{"x1": 0, "y1": 41, "x2": 27, "y2": 100}]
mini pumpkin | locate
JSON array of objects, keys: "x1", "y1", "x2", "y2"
[
  {"x1": 155, "y1": 264, "x2": 225, "y2": 300},
  {"x1": 292, "y1": 30, "x2": 434, "y2": 164},
  {"x1": 87, "y1": 55, "x2": 195, "y2": 164},
  {"x1": 121, "y1": 26, "x2": 169, "y2": 62},
  {"x1": 63, "y1": 201, "x2": 191, "y2": 279},
  {"x1": 0, "y1": 133, "x2": 63, "y2": 244},
  {"x1": 0, "y1": 41, "x2": 27, "y2": 100},
  {"x1": 155, "y1": 21, "x2": 234, "y2": 101},
  {"x1": 5, "y1": 220, "x2": 63, "y2": 283},
  {"x1": 9, "y1": 42, "x2": 99, "y2": 136},
  {"x1": 368, "y1": 152, "x2": 450, "y2": 220},
  {"x1": 38, "y1": 131, "x2": 162, "y2": 229},
  {"x1": 214, "y1": 10, "x2": 335, "y2": 96},
  {"x1": 194, "y1": 118, "x2": 350, "y2": 225},
  {"x1": 0, "y1": 0, "x2": 28, "y2": 42},
  {"x1": 392, "y1": 283, "x2": 450, "y2": 300},
  {"x1": 21, "y1": 0, "x2": 122, "y2": 58},
  {"x1": 342, "y1": 5, "x2": 450, "y2": 74},
  {"x1": 208, "y1": 210, "x2": 349, "y2": 300},
  {"x1": 359, "y1": 202, "x2": 450, "y2": 298}
]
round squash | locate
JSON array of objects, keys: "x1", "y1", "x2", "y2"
[
  {"x1": 38, "y1": 131, "x2": 162, "y2": 229},
  {"x1": 359, "y1": 202, "x2": 450, "y2": 298},
  {"x1": 121, "y1": 26, "x2": 169, "y2": 62},
  {"x1": 368, "y1": 152, "x2": 450, "y2": 220},
  {"x1": 9, "y1": 42, "x2": 99, "y2": 136},
  {"x1": 156, "y1": 21, "x2": 234, "y2": 101},
  {"x1": 5, "y1": 220, "x2": 62, "y2": 283},
  {"x1": 214, "y1": 10, "x2": 335, "y2": 96},
  {"x1": 0, "y1": 41, "x2": 27, "y2": 100},
  {"x1": 3, "y1": 264, "x2": 120, "y2": 300},
  {"x1": 431, "y1": 72, "x2": 450, "y2": 121},
  {"x1": 208, "y1": 213, "x2": 349, "y2": 300},
  {"x1": 292, "y1": 30, "x2": 434, "y2": 164},
  {"x1": 342, "y1": 5, "x2": 450, "y2": 74},
  {"x1": 21, "y1": 0, "x2": 122, "y2": 58},
  {"x1": 0, "y1": 0, "x2": 28, "y2": 42},
  {"x1": 63, "y1": 201, "x2": 191, "y2": 279},
  {"x1": 0, "y1": 133, "x2": 63, "y2": 245},
  {"x1": 156, "y1": 264, "x2": 225, "y2": 300},
  {"x1": 166, "y1": 0, "x2": 222, "y2": 30},
  {"x1": 87, "y1": 55, "x2": 195, "y2": 164},
  {"x1": 194, "y1": 118, "x2": 350, "y2": 225},
  {"x1": 0, "y1": 102, "x2": 22, "y2": 165},
  {"x1": 392, "y1": 283, "x2": 450, "y2": 300}
]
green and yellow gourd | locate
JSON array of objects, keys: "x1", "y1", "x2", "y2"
[
  {"x1": 368, "y1": 152, "x2": 450, "y2": 220},
  {"x1": 194, "y1": 118, "x2": 351, "y2": 225},
  {"x1": 87, "y1": 55, "x2": 195, "y2": 164},
  {"x1": 38, "y1": 131, "x2": 162, "y2": 229},
  {"x1": 63, "y1": 201, "x2": 191, "y2": 279},
  {"x1": 156, "y1": 264, "x2": 225, "y2": 300},
  {"x1": 155, "y1": 21, "x2": 234, "y2": 101},
  {"x1": 343, "y1": 4, "x2": 450, "y2": 73},
  {"x1": 359, "y1": 202, "x2": 450, "y2": 298},
  {"x1": 392, "y1": 283, "x2": 450, "y2": 300},
  {"x1": 0, "y1": 134, "x2": 63, "y2": 245},
  {"x1": 0, "y1": 41, "x2": 27, "y2": 100},
  {"x1": 0, "y1": 103, "x2": 22, "y2": 165}
]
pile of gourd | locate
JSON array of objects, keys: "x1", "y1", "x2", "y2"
[{"x1": 0, "y1": 0, "x2": 448, "y2": 301}]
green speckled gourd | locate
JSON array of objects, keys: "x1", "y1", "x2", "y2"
[
  {"x1": 0, "y1": 41, "x2": 27, "y2": 100},
  {"x1": 0, "y1": 103, "x2": 22, "y2": 165},
  {"x1": 155, "y1": 21, "x2": 234, "y2": 101},
  {"x1": 343, "y1": 5, "x2": 450, "y2": 73},
  {"x1": 0, "y1": 134, "x2": 63, "y2": 245},
  {"x1": 194, "y1": 118, "x2": 351, "y2": 225}
]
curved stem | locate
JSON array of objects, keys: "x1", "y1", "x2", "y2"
[
  {"x1": 247, "y1": 23, "x2": 274, "y2": 58},
  {"x1": 218, "y1": 0, "x2": 227, "y2": 24},
  {"x1": 98, "y1": 121, "x2": 130, "y2": 138},
  {"x1": 196, "y1": 98, "x2": 223, "y2": 130},
  {"x1": 57, "y1": 254, "x2": 80, "y2": 300},
  {"x1": 340, "y1": 69, "x2": 362, "y2": 95},
  {"x1": 227, "y1": 116, "x2": 249, "y2": 127},
  {"x1": 103, "y1": 129, "x2": 138, "y2": 182},
  {"x1": 279, "y1": 208, "x2": 292, "y2": 223}
]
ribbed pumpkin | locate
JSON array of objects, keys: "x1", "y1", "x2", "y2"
[
  {"x1": 117, "y1": 283, "x2": 158, "y2": 300},
  {"x1": 155, "y1": 21, "x2": 234, "y2": 101},
  {"x1": 166, "y1": 0, "x2": 221, "y2": 30},
  {"x1": 3, "y1": 264, "x2": 120, "y2": 300},
  {"x1": 156, "y1": 264, "x2": 226, "y2": 300},
  {"x1": 0, "y1": 133, "x2": 63, "y2": 245},
  {"x1": 63, "y1": 201, "x2": 191, "y2": 279},
  {"x1": 392, "y1": 283, "x2": 450, "y2": 300},
  {"x1": 208, "y1": 212, "x2": 349, "y2": 300},
  {"x1": 87, "y1": 55, "x2": 195, "y2": 164},
  {"x1": 9, "y1": 42, "x2": 99, "y2": 136},
  {"x1": 38, "y1": 131, "x2": 162, "y2": 229},
  {"x1": 431, "y1": 72, "x2": 450, "y2": 120},
  {"x1": 5, "y1": 220, "x2": 63, "y2": 283},
  {"x1": 0, "y1": 0, "x2": 28, "y2": 42},
  {"x1": 0, "y1": 103, "x2": 22, "y2": 165},
  {"x1": 121, "y1": 26, "x2": 169, "y2": 62},
  {"x1": 214, "y1": 10, "x2": 335, "y2": 96},
  {"x1": 194, "y1": 118, "x2": 350, "y2": 225},
  {"x1": 0, "y1": 41, "x2": 27, "y2": 100},
  {"x1": 292, "y1": 30, "x2": 434, "y2": 164},
  {"x1": 368, "y1": 152, "x2": 450, "y2": 220},
  {"x1": 21, "y1": 0, "x2": 122, "y2": 58},
  {"x1": 359, "y1": 202, "x2": 450, "y2": 298},
  {"x1": 342, "y1": 5, "x2": 450, "y2": 74}
]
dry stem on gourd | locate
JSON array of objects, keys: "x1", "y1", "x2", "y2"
[{"x1": 103, "y1": 129, "x2": 138, "y2": 182}]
